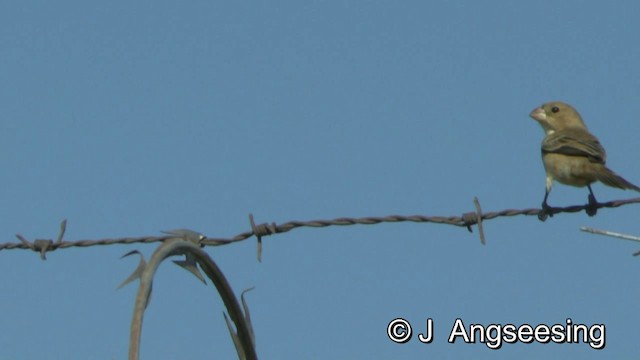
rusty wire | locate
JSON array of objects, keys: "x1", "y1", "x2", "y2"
[{"x1": 3, "y1": 196, "x2": 640, "y2": 259}]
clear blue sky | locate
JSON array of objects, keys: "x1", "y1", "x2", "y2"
[{"x1": 2, "y1": 1, "x2": 640, "y2": 359}]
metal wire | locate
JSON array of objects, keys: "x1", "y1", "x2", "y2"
[{"x1": 3, "y1": 196, "x2": 640, "y2": 258}]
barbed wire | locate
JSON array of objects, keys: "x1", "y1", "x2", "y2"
[{"x1": 3, "y1": 196, "x2": 640, "y2": 260}]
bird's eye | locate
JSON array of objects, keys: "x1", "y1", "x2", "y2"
[{"x1": 551, "y1": 106, "x2": 560, "y2": 113}]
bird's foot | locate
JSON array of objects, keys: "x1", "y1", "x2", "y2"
[
  {"x1": 538, "y1": 202, "x2": 555, "y2": 222},
  {"x1": 586, "y1": 194, "x2": 599, "y2": 217}
]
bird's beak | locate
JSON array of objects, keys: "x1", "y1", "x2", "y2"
[{"x1": 529, "y1": 106, "x2": 546, "y2": 122}]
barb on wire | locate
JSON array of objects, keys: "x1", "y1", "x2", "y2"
[
  {"x1": 2, "y1": 197, "x2": 639, "y2": 259},
  {"x1": 462, "y1": 197, "x2": 486, "y2": 245},
  {"x1": 249, "y1": 214, "x2": 277, "y2": 262},
  {"x1": 474, "y1": 197, "x2": 486, "y2": 245},
  {"x1": 13, "y1": 219, "x2": 67, "y2": 260},
  {"x1": 56, "y1": 219, "x2": 67, "y2": 244}
]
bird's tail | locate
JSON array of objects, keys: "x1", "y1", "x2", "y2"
[{"x1": 597, "y1": 166, "x2": 640, "y2": 192}]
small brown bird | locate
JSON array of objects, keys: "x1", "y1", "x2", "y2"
[{"x1": 529, "y1": 101, "x2": 640, "y2": 220}]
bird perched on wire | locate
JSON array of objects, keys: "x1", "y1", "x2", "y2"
[{"x1": 529, "y1": 101, "x2": 640, "y2": 220}]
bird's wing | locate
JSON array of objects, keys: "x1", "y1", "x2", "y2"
[{"x1": 542, "y1": 129, "x2": 607, "y2": 164}]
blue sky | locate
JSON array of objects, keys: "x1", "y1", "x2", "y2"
[{"x1": 1, "y1": 1, "x2": 640, "y2": 358}]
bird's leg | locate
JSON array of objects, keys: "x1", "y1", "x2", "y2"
[
  {"x1": 585, "y1": 184, "x2": 599, "y2": 216},
  {"x1": 538, "y1": 189, "x2": 553, "y2": 221}
]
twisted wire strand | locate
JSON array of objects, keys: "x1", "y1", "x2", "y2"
[{"x1": 3, "y1": 197, "x2": 639, "y2": 257}]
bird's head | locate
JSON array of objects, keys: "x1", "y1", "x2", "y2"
[{"x1": 530, "y1": 101, "x2": 587, "y2": 135}]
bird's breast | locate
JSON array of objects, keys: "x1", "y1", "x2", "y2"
[{"x1": 542, "y1": 153, "x2": 597, "y2": 187}]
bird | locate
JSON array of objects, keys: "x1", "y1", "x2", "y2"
[{"x1": 529, "y1": 101, "x2": 640, "y2": 220}]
